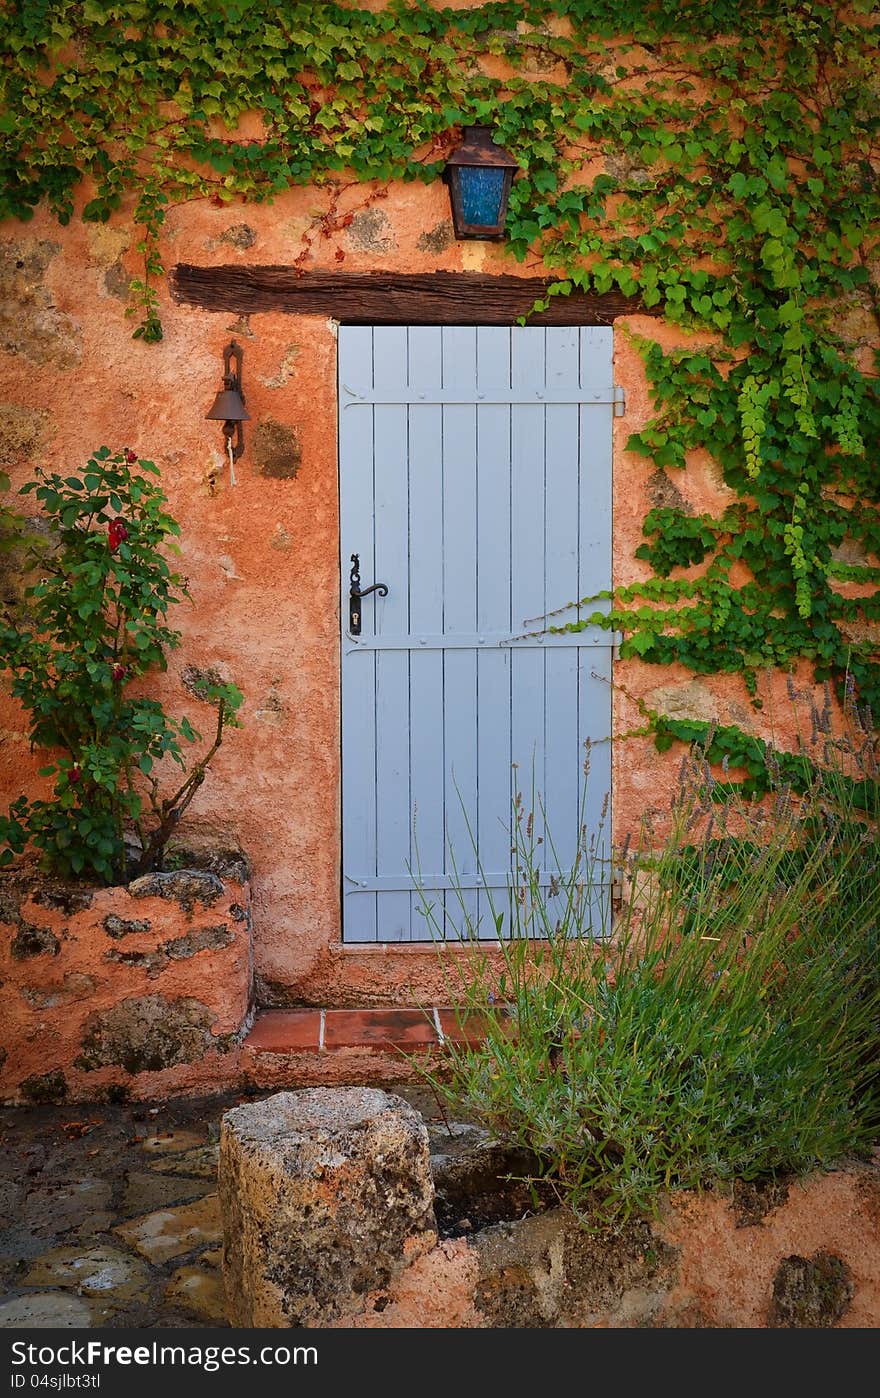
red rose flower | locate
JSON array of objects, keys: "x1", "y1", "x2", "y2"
[
  {"x1": 112, "y1": 664, "x2": 126, "y2": 683},
  {"x1": 108, "y1": 519, "x2": 129, "y2": 552},
  {"x1": 124, "y1": 448, "x2": 137, "y2": 464},
  {"x1": 69, "y1": 766, "x2": 81, "y2": 785}
]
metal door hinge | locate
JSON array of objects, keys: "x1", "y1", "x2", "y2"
[{"x1": 613, "y1": 385, "x2": 626, "y2": 417}]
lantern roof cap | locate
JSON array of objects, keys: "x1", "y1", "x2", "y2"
[{"x1": 445, "y1": 124, "x2": 519, "y2": 169}]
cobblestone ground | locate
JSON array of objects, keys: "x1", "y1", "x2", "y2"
[
  {"x1": 0, "y1": 1091, "x2": 243, "y2": 1329},
  {"x1": 0, "y1": 1086, "x2": 458, "y2": 1329}
]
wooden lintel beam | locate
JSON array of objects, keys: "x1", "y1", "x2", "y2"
[{"x1": 169, "y1": 265, "x2": 654, "y2": 325}]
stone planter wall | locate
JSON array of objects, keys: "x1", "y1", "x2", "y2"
[
  {"x1": 219, "y1": 1089, "x2": 880, "y2": 1329},
  {"x1": 0, "y1": 852, "x2": 254, "y2": 1105}
]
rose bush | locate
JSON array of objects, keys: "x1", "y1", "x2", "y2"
[{"x1": 0, "y1": 447, "x2": 242, "y2": 883}]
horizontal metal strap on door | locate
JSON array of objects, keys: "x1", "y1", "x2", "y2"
[
  {"x1": 340, "y1": 384, "x2": 618, "y2": 407},
  {"x1": 345, "y1": 872, "x2": 612, "y2": 892},
  {"x1": 344, "y1": 630, "x2": 621, "y2": 652}
]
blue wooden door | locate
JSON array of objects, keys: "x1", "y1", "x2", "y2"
[{"x1": 339, "y1": 325, "x2": 614, "y2": 942}]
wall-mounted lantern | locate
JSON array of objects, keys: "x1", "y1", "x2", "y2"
[
  {"x1": 443, "y1": 125, "x2": 520, "y2": 240},
  {"x1": 206, "y1": 340, "x2": 249, "y2": 484}
]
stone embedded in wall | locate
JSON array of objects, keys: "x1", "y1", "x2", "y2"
[
  {"x1": 769, "y1": 1251, "x2": 854, "y2": 1328},
  {"x1": 0, "y1": 515, "x2": 55, "y2": 616},
  {"x1": 252, "y1": 418, "x2": 301, "y2": 481},
  {"x1": 259, "y1": 343, "x2": 300, "y2": 390},
  {"x1": 164, "y1": 923, "x2": 233, "y2": 960},
  {"x1": 0, "y1": 402, "x2": 52, "y2": 471},
  {"x1": 831, "y1": 536, "x2": 878, "y2": 568},
  {"x1": 217, "y1": 553, "x2": 242, "y2": 580},
  {"x1": 645, "y1": 679, "x2": 720, "y2": 726},
  {"x1": 20, "y1": 1068, "x2": 68, "y2": 1103},
  {"x1": 11, "y1": 922, "x2": 60, "y2": 959},
  {"x1": 75, "y1": 994, "x2": 220, "y2": 1074},
  {"x1": 103, "y1": 914, "x2": 152, "y2": 939},
  {"x1": 559, "y1": 1213, "x2": 678, "y2": 1325},
  {"x1": 85, "y1": 223, "x2": 132, "y2": 300},
  {"x1": 345, "y1": 207, "x2": 396, "y2": 253},
  {"x1": 225, "y1": 314, "x2": 253, "y2": 339},
  {"x1": 730, "y1": 1176, "x2": 790, "y2": 1228},
  {"x1": 127, "y1": 869, "x2": 224, "y2": 914},
  {"x1": 20, "y1": 973, "x2": 96, "y2": 1009},
  {"x1": 474, "y1": 1264, "x2": 548, "y2": 1328},
  {"x1": 646, "y1": 468, "x2": 692, "y2": 514},
  {"x1": 417, "y1": 221, "x2": 455, "y2": 255},
  {"x1": 0, "y1": 238, "x2": 80, "y2": 367},
  {"x1": 507, "y1": 21, "x2": 570, "y2": 78},
  {"x1": 162, "y1": 842, "x2": 250, "y2": 886},
  {"x1": 86, "y1": 225, "x2": 130, "y2": 268},
  {"x1": 32, "y1": 884, "x2": 94, "y2": 915},
  {"x1": 105, "y1": 924, "x2": 234, "y2": 980},
  {"x1": 470, "y1": 1206, "x2": 678, "y2": 1329},
  {"x1": 179, "y1": 661, "x2": 236, "y2": 704},
  {"x1": 219, "y1": 1088, "x2": 436, "y2": 1327},
  {"x1": 103, "y1": 262, "x2": 131, "y2": 301},
  {"x1": 604, "y1": 150, "x2": 653, "y2": 188},
  {"x1": 253, "y1": 688, "x2": 283, "y2": 725},
  {"x1": 0, "y1": 875, "x2": 29, "y2": 926},
  {"x1": 218, "y1": 224, "x2": 257, "y2": 251},
  {"x1": 829, "y1": 292, "x2": 878, "y2": 349}
]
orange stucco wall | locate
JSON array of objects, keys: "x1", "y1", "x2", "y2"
[
  {"x1": 0, "y1": 159, "x2": 870, "y2": 1008},
  {"x1": 323, "y1": 1162, "x2": 880, "y2": 1329}
]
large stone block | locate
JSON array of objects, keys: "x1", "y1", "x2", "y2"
[{"x1": 219, "y1": 1088, "x2": 436, "y2": 1326}]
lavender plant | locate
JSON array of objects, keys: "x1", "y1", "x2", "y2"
[{"x1": 421, "y1": 694, "x2": 879, "y2": 1230}]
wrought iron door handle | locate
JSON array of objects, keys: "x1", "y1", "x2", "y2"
[{"x1": 349, "y1": 553, "x2": 389, "y2": 635}]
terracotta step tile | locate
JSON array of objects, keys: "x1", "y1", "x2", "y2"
[
  {"x1": 245, "y1": 1005, "x2": 502, "y2": 1057},
  {"x1": 322, "y1": 1008, "x2": 439, "y2": 1051},
  {"x1": 246, "y1": 1009, "x2": 321, "y2": 1054},
  {"x1": 437, "y1": 1007, "x2": 514, "y2": 1047}
]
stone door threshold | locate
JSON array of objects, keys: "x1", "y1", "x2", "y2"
[{"x1": 245, "y1": 1007, "x2": 494, "y2": 1055}]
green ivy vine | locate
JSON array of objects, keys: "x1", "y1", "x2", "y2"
[{"x1": 0, "y1": 0, "x2": 878, "y2": 734}]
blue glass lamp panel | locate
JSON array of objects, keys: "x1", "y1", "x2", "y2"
[{"x1": 458, "y1": 166, "x2": 506, "y2": 226}]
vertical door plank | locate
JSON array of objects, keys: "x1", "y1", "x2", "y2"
[
  {"x1": 544, "y1": 327, "x2": 582, "y2": 915},
  {"x1": 339, "y1": 327, "x2": 378, "y2": 941},
  {"x1": 579, "y1": 647, "x2": 613, "y2": 935},
  {"x1": 475, "y1": 327, "x2": 513, "y2": 939},
  {"x1": 578, "y1": 328, "x2": 614, "y2": 601},
  {"x1": 372, "y1": 328, "x2": 412, "y2": 939},
  {"x1": 407, "y1": 327, "x2": 446, "y2": 939},
  {"x1": 440, "y1": 326, "x2": 479, "y2": 936},
  {"x1": 510, "y1": 328, "x2": 548, "y2": 861},
  {"x1": 578, "y1": 327, "x2": 614, "y2": 933}
]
